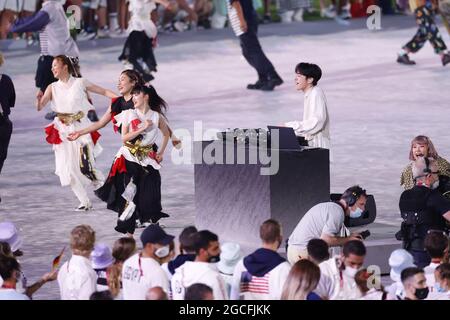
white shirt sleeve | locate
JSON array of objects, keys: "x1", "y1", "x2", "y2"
[
  {"x1": 269, "y1": 262, "x2": 291, "y2": 300},
  {"x1": 301, "y1": 88, "x2": 328, "y2": 135},
  {"x1": 230, "y1": 260, "x2": 244, "y2": 300},
  {"x1": 284, "y1": 120, "x2": 304, "y2": 136},
  {"x1": 77, "y1": 272, "x2": 97, "y2": 300},
  {"x1": 170, "y1": 270, "x2": 185, "y2": 300},
  {"x1": 315, "y1": 269, "x2": 334, "y2": 300},
  {"x1": 149, "y1": 268, "x2": 170, "y2": 294}
]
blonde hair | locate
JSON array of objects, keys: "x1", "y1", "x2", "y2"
[
  {"x1": 0, "y1": 52, "x2": 4, "y2": 67},
  {"x1": 409, "y1": 135, "x2": 439, "y2": 161},
  {"x1": 70, "y1": 225, "x2": 95, "y2": 254},
  {"x1": 281, "y1": 260, "x2": 320, "y2": 300}
]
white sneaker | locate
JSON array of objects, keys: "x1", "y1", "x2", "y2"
[
  {"x1": 96, "y1": 28, "x2": 110, "y2": 39},
  {"x1": 293, "y1": 8, "x2": 304, "y2": 22},
  {"x1": 339, "y1": 9, "x2": 352, "y2": 20},
  {"x1": 322, "y1": 5, "x2": 336, "y2": 18},
  {"x1": 335, "y1": 16, "x2": 351, "y2": 26},
  {"x1": 173, "y1": 21, "x2": 188, "y2": 32},
  {"x1": 122, "y1": 60, "x2": 134, "y2": 70}
]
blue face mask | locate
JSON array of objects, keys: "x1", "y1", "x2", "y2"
[
  {"x1": 349, "y1": 207, "x2": 363, "y2": 219},
  {"x1": 435, "y1": 283, "x2": 447, "y2": 293}
]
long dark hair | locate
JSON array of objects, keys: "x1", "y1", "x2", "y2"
[
  {"x1": 131, "y1": 85, "x2": 167, "y2": 118},
  {"x1": 121, "y1": 69, "x2": 145, "y2": 88}
]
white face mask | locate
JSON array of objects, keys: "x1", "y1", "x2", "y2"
[
  {"x1": 343, "y1": 265, "x2": 359, "y2": 278},
  {"x1": 154, "y1": 245, "x2": 170, "y2": 258}
]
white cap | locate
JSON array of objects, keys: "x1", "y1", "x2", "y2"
[
  {"x1": 218, "y1": 242, "x2": 241, "y2": 275},
  {"x1": 389, "y1": 249, "x2": 416, "y2": 282},
  {"x1": 0, "y1": 222, "x2": 22, "y2": 252},
  {"x1": 90, "y1": 243, "x2": 114, "y2": 269}
]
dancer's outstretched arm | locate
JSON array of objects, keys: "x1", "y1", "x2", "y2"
[
  {"x1": 157, "y1": 117, "x2": 170, "y2": 163},
  {"x1": 36, "y1": 85, "x2": 52, "y2": 111},
  {"x1": 68, "y1": 106, "x2": 113, "y2": 140},
  {"x1": 85, "y1": 81, "x2": 119, "y2": 99}
]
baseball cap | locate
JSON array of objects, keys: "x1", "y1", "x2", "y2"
[
  {"x1": 140, "y1": 224, "x2": 174, "y2": 247},
  {"x1": 0, "y1": 222, "x2": 22, "y2": 252},
  {"x1": 90, "y1": 243, "x2": 115, "y2": 269},
  {"x1": 217, "y1": 242, "x2": 241, "y2": 275},
  {"x1": 389, "y1": 249, "x2": 416, "y2": 282}
]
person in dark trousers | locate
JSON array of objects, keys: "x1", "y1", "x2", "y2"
[
  {"x1": 0, "y1": 52, "x2": 15, "y2": 204},
  {"x1": 227, "y1": 0, "x2": 283, "y2": 91},
  {"x1": 397, "y1": 0, "x2": 450, "y2": 66}
]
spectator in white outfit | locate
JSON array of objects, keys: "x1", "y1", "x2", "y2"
[
  {"x1": 218, "y1": 242, "x2": 242, "y2": 297},
  {"x1": 385, "y1": 249, "x2": 416, "y2": 300},
  {"x1": 58, "y1": 225, "x2": 98, "y2": 300},
  {"x1": 424, "y1": 231, "x2": 449, "y2": 291},
  {"x1": 0, "y1": 222, "x2": 57, "y2": 298},
  {"x1": 287, "y1": 185, "x2": 367, "y2": 265},
  {"x1": 285, "y1": 62, "x2": 330, "y2": 150},
  {"x1": 90, "y1": 243, "x2": 115, "y2": 292},
  {"x1": 355, "y1": 268, "x2": 389, "y2": 300},
  {"x1": 0, "y1": 256, "x2": 29, "y2": 300},
  {"x1": 122, "y1": 224, "x2": 174, "y2": 300},
  {"x1": 230, "y1": 219, "x2": 291, "y2": 300},
  {"x1": 315, "y1": 240, "x2": 366, "y2": 300},
  {"x1": 171, "y1": 230, "x2": 228, "y2": 300},
  {"x1": 430, "y1": 263, "x2": 450, "y2": 299}
]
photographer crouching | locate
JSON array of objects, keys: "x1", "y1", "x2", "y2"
[{"x1": 398, "y1": 157, "x2": 450, "y2": 268}]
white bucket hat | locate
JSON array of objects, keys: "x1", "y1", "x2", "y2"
[
  {"x1": 0, "y1": 222, "x2": 22, "y2": 252},
  {"x1": 218, "y1": 242, "x2": 241, "y2": 275},
  {"x1": 90, "y1": 243, "x2": 114, "y2": 269},
  {"x1": 389, "y1": 249, "x2": 416, "y2": 282}
]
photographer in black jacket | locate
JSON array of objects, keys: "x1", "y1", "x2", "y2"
[
  {"x1": 0, "y1": 52, "x2": 16, "y2": 204},
  {"x1": 398, "y1": 157, "x2": 450, "y2": 268}
]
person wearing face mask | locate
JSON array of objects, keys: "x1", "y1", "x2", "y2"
[
  {"x1": 398, "y1": 157, "x2": 450, "y2": 268},
  {"x1": 430, "y1": 263, "x2": 450, "y2": 299},
  {"x1": 171, "y1": 230, "x2": 228, "y2": 300},
  {"x1": 400, "y1": 135, "x2": 450, "y2": 192},
  {"x1": 315, "y1": 240, "x2": 366, "y2": 300},
  {"x1": 287, "y1": 185, "x2": 367, "y2": 265},
  {"x1": 230, "y1": 219, "x2": 291, "y2": 300},
  {"x1": 0, "y1": 256, "x2": 29, "y2": 300},
  {"x1": 121, "y1": 224, "x2": 174, "y2": 300},
  {"x1": 400, "y1": 267, "x2": 430, "y2": 300}
]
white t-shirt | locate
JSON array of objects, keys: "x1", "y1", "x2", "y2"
[
  {"x1": 288, "y1": 202, "x2": 345, "y2": 250},
  {"x1": 171, "y1": 261, "x2": 228, "y2": 300},
  {"x1": 122, "y1": 253, "x2": 169, "y2": 300},
  {"x1": 424, "y1": 262, "x2": 440, "y2": 291},
  {"x1": 58, "y1": 255, "x2": 97, "y2": 300},
  {"x1": 230, "y1": 259, "x2": 291, "y2": 300},
  {"x1": 315, "y1": 256, "x2": 362, "y2": 300},
  {"x1": 0, "y1": 289, "x2": 29, "y2": 300}
]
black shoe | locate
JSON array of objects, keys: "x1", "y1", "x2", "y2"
[
  {"x1": 442, "y1": 53, "x2": 450, "y2": 66},
  {"x1": 397, "y1": 54, "x2": 416, "y2": 65},
  {"x1": 142, "y1": 72, "x2": 155, "y2": 82},
  {"x1": 263, "y1": 14, "x2": 272, "y2": 24},
  {"x1": 261, "y1": 77, "x2": 283, "y2": 91},
  {"x1": 247, "y1": 79, "x2": 266, "y2": 90}
]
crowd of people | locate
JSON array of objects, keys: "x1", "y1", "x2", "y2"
[{"x1": 0, "y1": 207, "x2": 449, "y2": 300}]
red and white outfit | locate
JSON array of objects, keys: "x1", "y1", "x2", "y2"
[{"x1": 45, "y1": 76, "x2": 104, "y2": 207}]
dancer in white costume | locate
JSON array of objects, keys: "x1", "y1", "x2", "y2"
[{"x1": 36, "y1": 55, "x2": 118, "y2": 211}]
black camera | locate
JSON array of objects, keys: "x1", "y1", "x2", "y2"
[{"x1": 360, "y1": 230, "x2": 371, "y2": 239}]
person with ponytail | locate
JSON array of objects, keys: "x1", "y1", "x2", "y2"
[
  {"x1": 95, "y1": 84, "x2": 171, "y2": 236},
  {"x1": 68, "y1": 69, "x2": 181, "y2": 149},
  {"x1": 36, "y1": 55, "x2": 118, "y2": 211}
]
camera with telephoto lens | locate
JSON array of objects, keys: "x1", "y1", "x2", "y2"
[{"x1": 360, "y1": 230, "x2": 371, "y2": 239}]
